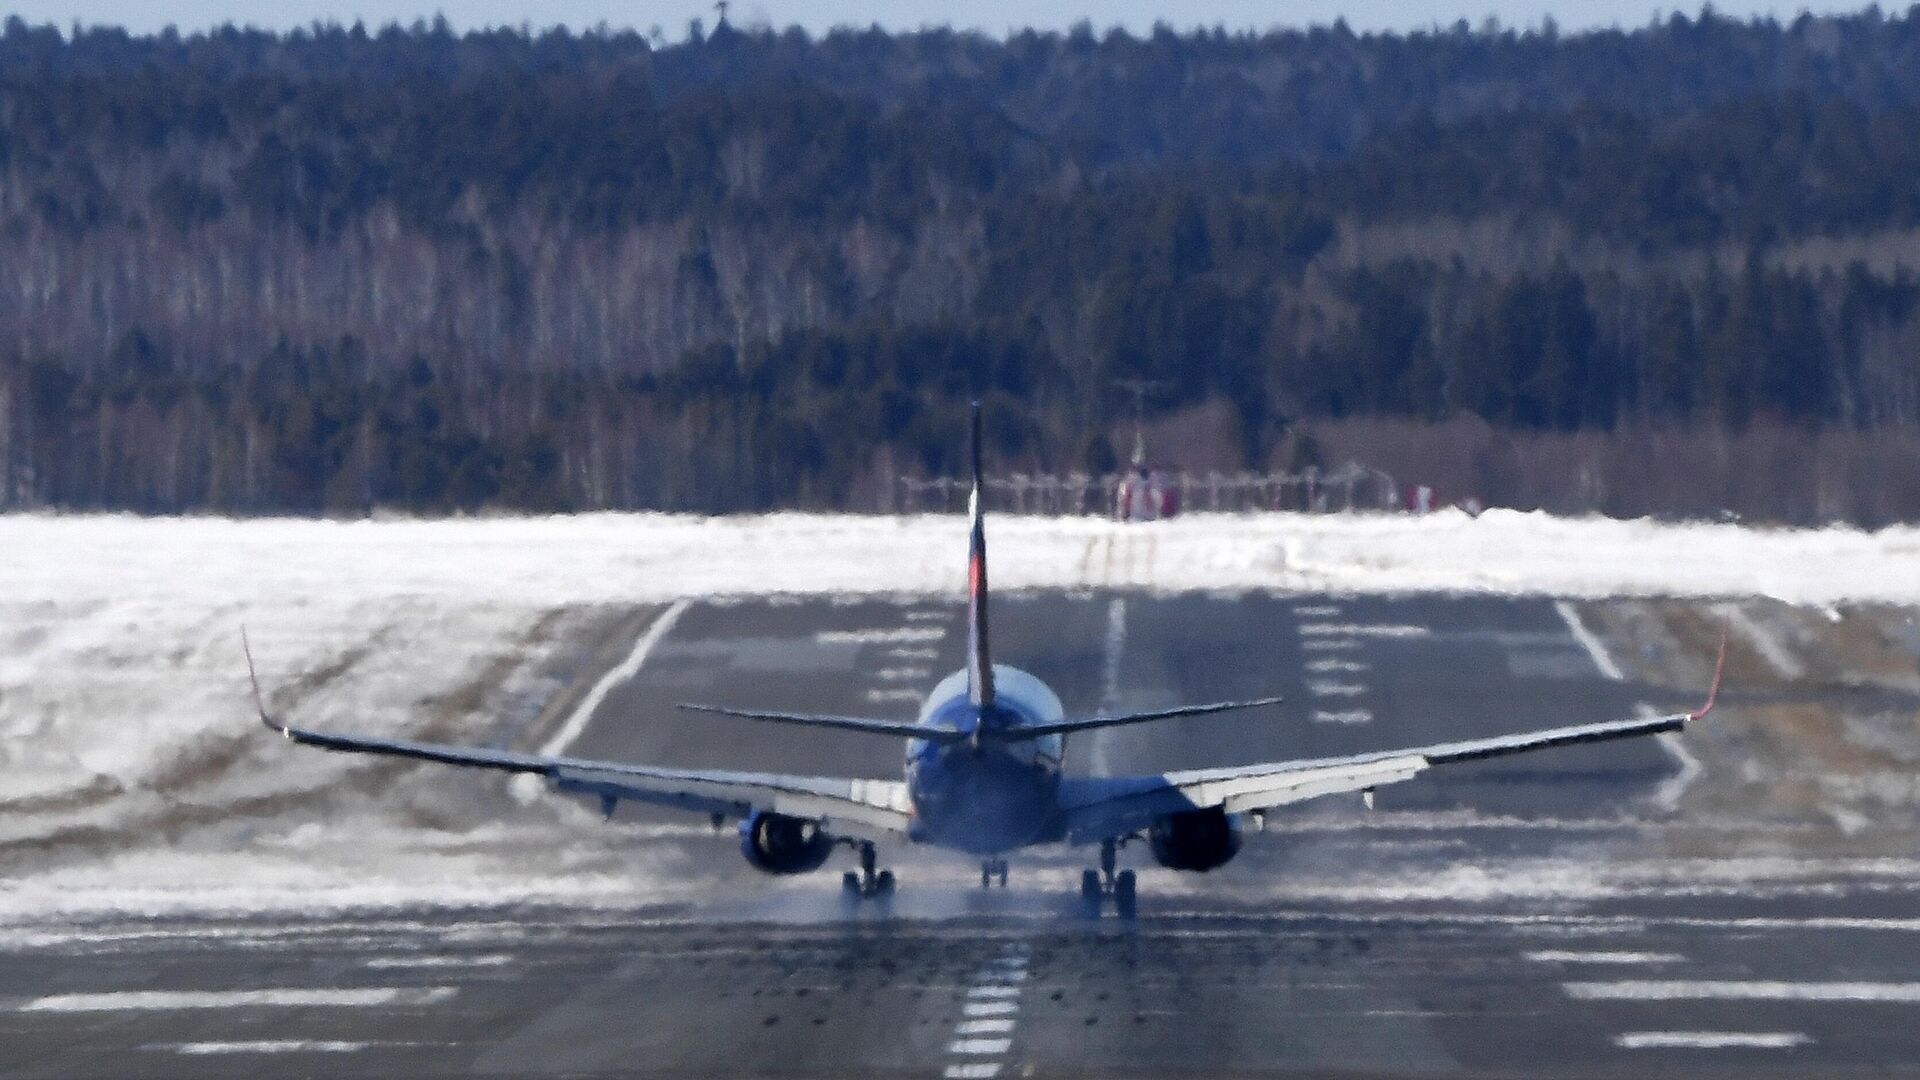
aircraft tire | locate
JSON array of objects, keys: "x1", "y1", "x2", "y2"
[
  {"x1": 875, "y1": 870, "x2": 896, "y2": 895},
  {"x1": 1079, "y1": 869, "x2": 1103, "y2": 917},
  {"x1": 1114, "y1": 869, "x2": 1137, "y2": 920}
]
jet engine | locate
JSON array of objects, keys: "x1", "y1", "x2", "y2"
[
  {"x1": 1148, "y1": 805, "x2": 1242, "y2": 872},
  {"x1": 739, "y1": 811, "x2": 834, "y2": 874}
]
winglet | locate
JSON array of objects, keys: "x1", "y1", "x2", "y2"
[
  {"x1": 241, "y1": 627, "x2": 288, "y2": 736},
  {"x1": 1689, "y1": 621, "x2": 1729, "y2": 722}
]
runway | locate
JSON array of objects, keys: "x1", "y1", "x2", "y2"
[{"x1": 4, "y1": 591, "x2": 1919, "y2": 1077}]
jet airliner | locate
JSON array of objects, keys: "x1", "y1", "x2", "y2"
[{"x1": 251, "y1": 406, "x2": 1723, "y2": 917}]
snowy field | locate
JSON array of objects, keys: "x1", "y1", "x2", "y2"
[{"x1": 1, "y1": 509, "x2": 1917, "y2": 921}]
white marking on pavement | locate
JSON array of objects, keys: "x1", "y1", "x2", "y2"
[
  {"x1": 949, "y1": 1038, "x2": 1013, "y2": 1055},
  {"x1": 21, "y1": 987, "x2": 458, "y2": 1012},
  {"x1": 1615, "y1": 1031, "x2": 1810, "y2": 1049},
  {"x1": 875, "y1": 667, "x2": 931, "y2": 681},
  {"x1": 1308, "y1": 681, "x2": 1366, "y2": 697},
  {"x1": 865, "y1": 688, "x2": 922, "y2": 703},
  {"x1": 1302, "y1": 637, "x2": 1361, "y2": 652},
  {"x1": 1649, "y1": 706, "x2": 1703, "y2": 812},
  {"x1": 1299, "y1": 623, "x2": 1430, "y2": 638},
  {"x1": 1313, "y1": 710, "x2": 1373, "y2": 725},
  {"x1": 905, "y1": 610, "x2": 948, "y2": 622},
  {"x1": 365, "y1": 953, "x2": 512, "y2": 969},
  {"x1": 1717, "y1": 602, "x2": 1805, "y2": 679},
  {"x1": 1554, "y1": 601, "x2": 1623, "y2": 681},
  {"x1": 887, "y1": 646, "x2": 939, "y2": 660},
  {"x1": 1526, "y1": 950, "x2": 1684, "y2": 965},
  {"x1": 1091, "y1": 597, "x2": 1127, "y2": 776},
  {"x1": 1306, "y1": 658, "x2": 1369, "y2": 673},
  {"x1": 542, "y1": 600, "x2": 691, "y2": 757},
  {"x1": 968, "y1": 985, "x2": 1021, "y2": 999},
  {"x1": 816, "y1": 627, "x2": 945, "y2": 644},
  {"x1": 1293, "y1": 605, "x2": 1342, "y2": 616},
  {"x1": 1567, "y1": 981, "x2": 1920, "y2": 1002},
  {"x1": 157, "y1": 1041, "x2": 370, "y2": 1055},
  {"x1": 956, "y1": 1019, "x2": 1015, "y2": 1035},
  {"x1": 945, "y1": 944, "x2": 1027, "y2": 1079}
]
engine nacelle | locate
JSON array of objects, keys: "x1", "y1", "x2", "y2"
[
  {"x1": 1148, "y1": 806, "x2": 1242, "y2": 872},
  {"x1": 738, "y1": 811, "x2": 834, "y2": 875}
]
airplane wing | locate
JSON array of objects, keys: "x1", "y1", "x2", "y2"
[
  {"x1": 1060, "y1": 649, "x2": 1723, "y2": 846},
  {"x1": 245, "y1": 638, "x2": 912, "y2": 839}
]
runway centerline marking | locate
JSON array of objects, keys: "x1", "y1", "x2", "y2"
[
  {"x1": 1313, "y1": 710, "x2": 1373, "y2": 725},
  {"x1": 1615, "y1": 1031, "x2": 1811, "y2": 1049},
  {"x1": 1306, "y1": 658, "x2": 1369, "y2": 673},
  {"x1": 1308, "y1": 681, "x2": 1366, "y2": 697},
  {"x1": 1302, "y1": 638, "x2": 1361, "y2": 652},
  {"x1": 1566, "y1": 981, "x2": 1920, "y2": 1002},
  {"x1": 19, "y1": 987, "x2": 458, "y2": 1012},
  {"x1": 943, "y1": 943, "x2": 1028, "y2": 1080},
  {"x1": 541, "y1": 600, "x2": 691, "y2": 757},
  {"x1": 1090, "y1": 596, "x2": 1127, "y2": 776}
]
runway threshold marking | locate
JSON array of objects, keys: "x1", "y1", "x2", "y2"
[
  {"x1": 1614, "y1": 1031, "x2": 1811, "y2": 1049},
  {"x1": 19, "y1": 987, "x2": 458, "y2": 1012},
  {"x1": 943, "y1": 943, "x2": 1029, "y2": 1079},
  {"x1": 541, "y1": 599, "x2": 691, "y2": 757},
  {"x1": 1567, "y1": 981, "x2": 1920, "y2": 1002}
]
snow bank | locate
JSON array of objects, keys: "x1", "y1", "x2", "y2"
[
  {"x1": 3, "y1": 508, "x2": 1917, "y2": 608},
  {"x1": 1, "y1": 508, "x2": 1915, "y2": 919}
]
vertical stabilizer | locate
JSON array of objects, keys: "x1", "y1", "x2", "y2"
[{"x1": 967, "y1": 403, "x2": 995, "y2": 708}]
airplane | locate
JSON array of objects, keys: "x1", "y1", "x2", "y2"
[{"x1": 248, "y1": 404, "x2": 1725, "y2": 918}]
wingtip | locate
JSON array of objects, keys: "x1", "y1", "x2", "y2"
[{"x1": 1689, "y1": 620, "x2": 1729, "y2": 722}]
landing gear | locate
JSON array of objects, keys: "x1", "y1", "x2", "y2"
[
  {"x1": 979, "y1": 858, "x2": 1010, "y2": 888},
  {"x1": 1113, "y1": 870, "x2": 1137, "y2": 920},
  {"x1": 840, "y1": 841, "x2": 895, "y2": 902},
  {"x1": 1078, "y1": 838, "x2": 1138, "y2": 919}
]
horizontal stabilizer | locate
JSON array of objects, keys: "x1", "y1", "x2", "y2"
[
  {"x1": 985, "y1": 696, "x2": 1285, "y2": 741},
  {"x1": 677, "y1": 704, "x2": 967, "y2": 743}
]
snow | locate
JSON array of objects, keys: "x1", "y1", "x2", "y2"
[{"x1": 1, "y1": 507, "x2": 1917, "y2": 920}]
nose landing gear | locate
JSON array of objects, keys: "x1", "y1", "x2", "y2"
[
  {"x1": 840, "y1": 841, "x2": 895, "y2": 902},
  {"x1": 979, "y1": 858, "x2": 1010, "y2": 888},
  {"x1": 1079, "y1": 838, "x2": 1137, "y2": 919}
]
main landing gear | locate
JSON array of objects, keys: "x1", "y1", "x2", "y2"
[
  {"x1": 980, "y1": 858, "x2": 1010, "y2": 888},
  {"x1": 1079, "y1": 838, "x2": 1136, "y2": 920},
  {"x1": 840, "y1": 841, "x2": 895, "y2": 902}
]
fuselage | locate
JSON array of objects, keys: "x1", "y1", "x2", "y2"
[{"x1": 905, "y1": 665, "x2": 1065, "y2": 854}]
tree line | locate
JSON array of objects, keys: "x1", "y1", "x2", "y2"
[{"x1": 4, "y1": 12, "x2": 1920, "y2": 519}]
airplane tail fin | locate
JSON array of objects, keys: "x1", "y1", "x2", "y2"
[{"x1": 966, "y1": 402, "x2": 995, "y2": 709}]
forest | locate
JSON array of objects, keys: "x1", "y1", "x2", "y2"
[{"x1": 4, "y1": 11, "x2": 1920, "y2": 520}]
